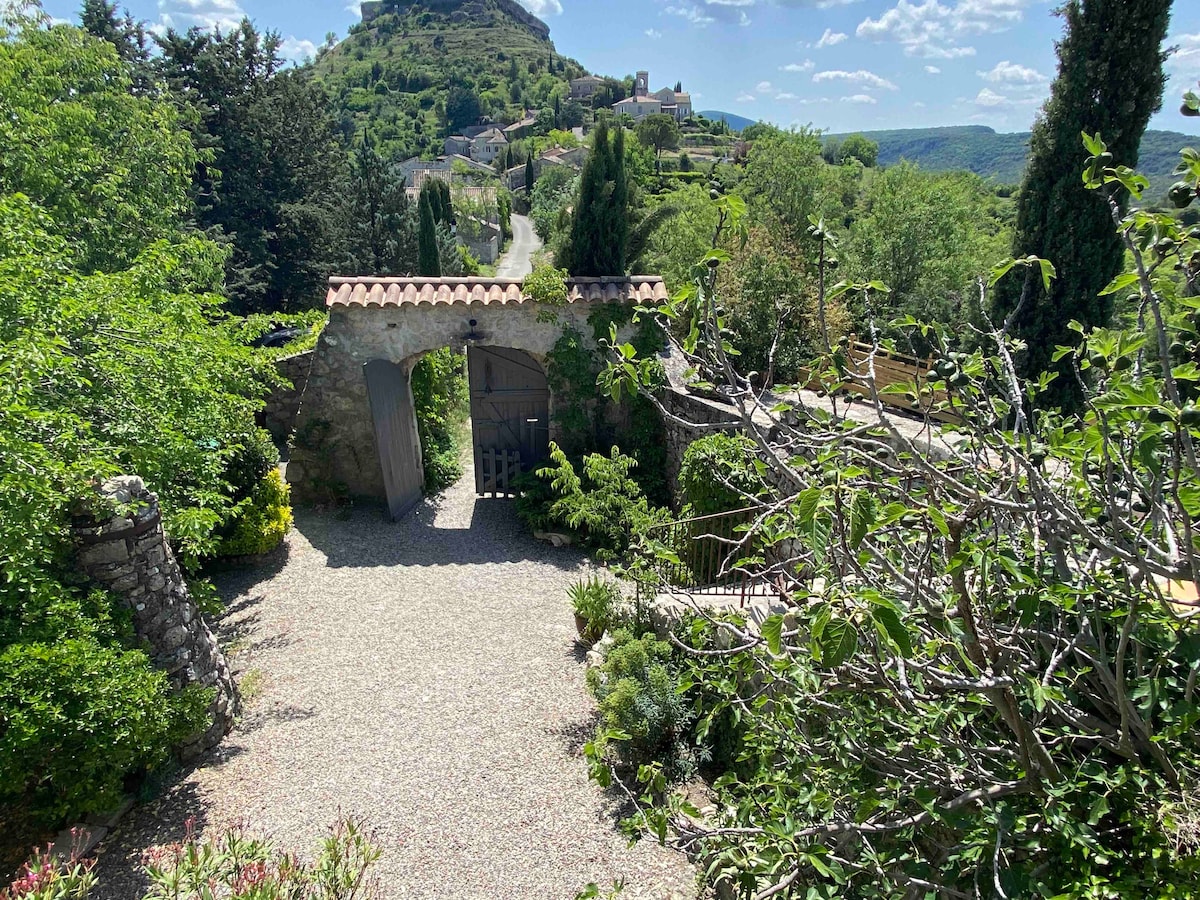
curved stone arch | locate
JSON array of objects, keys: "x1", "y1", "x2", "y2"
[{"x1": 287, "y1": 276, "x2": 667, "y2": 516}]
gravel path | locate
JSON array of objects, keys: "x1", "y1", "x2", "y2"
[{"x1": 92, "y1": 476, "x2": 697, "y2": 899}]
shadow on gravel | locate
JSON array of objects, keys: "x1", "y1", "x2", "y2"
[
  {"x1": 295, "y1": 493, "x2": 584, "y2": 573},
  {"x1": 90, "y1": 782, "x2": 210, "y2": 900}
]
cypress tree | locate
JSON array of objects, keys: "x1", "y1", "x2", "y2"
[
  {"x1": 417, "y1": 191, "x2": 441, "y2": 277},
  {"x1": 561, "y1": 120, "x2": 623, "y2": 276},
  {"x1": 608, "y1": 125, "x2": 629, "y2": 274},
  {"x1": 524, "y1": 157, "x2": 537, "y2": 196},
  {"x1": 992, "y1": 0, "x2": 1171, "y2": 408}
]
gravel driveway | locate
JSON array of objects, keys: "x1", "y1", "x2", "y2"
[{"x1": 91, "y1": 475, "x2": 696, "y2": 899}]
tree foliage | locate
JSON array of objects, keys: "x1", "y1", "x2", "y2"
[
  {"x1": 596, "y1": 112, "x2": 1200, "y2": 897},
  {"x1": 155, "y1": 20, "x2": 353, "y2": 313},
  {"x1": 559, "y1": 120, "x2": 632, "y2": 276},
  {"x1": 993, "y1": 0, "x2": 1171, "y2": 407}
]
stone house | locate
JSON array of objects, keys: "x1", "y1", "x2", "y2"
[
  {"x1": 613, "y1": 95, "x2": 662, "y2": 122},
  {"x1": 443, "y1": 135, "x2": 472, "y2": 156},
  {"x1": 471, "y1": 127, "x2": 508, "y2": 164},
  {"x1": 569, "y1": 75, "x2": 605, "y2": 100}
]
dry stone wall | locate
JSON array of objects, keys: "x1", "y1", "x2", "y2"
[
  {"x1": 659, "y1": 387, "x2": 742, "y2": 504},
  {"x1": 262, "y1": 350, "x2": 314, "y2": 442},
  {"x1": 73, "y1": 476, "x2": 236, "y2": 762}
]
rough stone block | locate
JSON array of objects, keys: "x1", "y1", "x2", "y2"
[{"x1": 79, "y1": 541, "x2": 129, "y2": 568}]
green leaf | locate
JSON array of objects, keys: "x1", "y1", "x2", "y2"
[
  {"x1": 870, "y1": 603, "x2": 913, "y2": 657},
  {"x1": 1098, "y1": 272, "x2": 1139, "y2": 296},
  {"x1": 819, "y1": 618, "x2": 858, "y2": 667},
  {"x1": 849, "y1": 491, "x2": 875, "y2": 550},
  {"x1": 761, "y1": 614, "x2": 784, "y2": 655}
]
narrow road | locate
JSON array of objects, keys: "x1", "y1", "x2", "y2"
[
  {"x1": 91, "y1": 476, "x2": 695, "y2": 899},
  {"x1": 495, "y1": 213, "x2": 541, "y2": 278}
]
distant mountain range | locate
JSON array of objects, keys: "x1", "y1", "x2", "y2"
[
  {"x1": 699, "y1": 110, "x2": 757, "y2": 132},
  {"x1": 702, "y1": 117, "x2": 1195, "y2": 200}
]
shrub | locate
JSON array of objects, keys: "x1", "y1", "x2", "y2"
[
  {"x1": 410, "y1": 348, "x2": 468, "y2": 493},
  {"x1": 141, "y1": 816, "x2": 381, "y2": 900},
  {"x1": 568, "y1": 577, "x2": 622, "y2": 643},
  {"x1": 216, "y1": 469, "x2": 293, "y2": 557},
  {"x1": 223, "y1": 428, "x2": 279, "y2": 503},
  {"x1": 586, "y1": 629, "x2": 695, "y2": 781},
  {"x1": 519, "y1": 443, "x2": 668, "y2": 560},
  {"x1": 1, "y1": 845, "x2": 95, "y2": 900},
  {"x1": 0, "y1": 639, "x2": 211, "y2": 825},
  {"x1": 678, "y1": 432, "x2": 765, "y2": 517}
]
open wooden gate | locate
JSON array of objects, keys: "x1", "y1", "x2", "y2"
[
  {"x1": 364, "y1": 359, "x2": 424, "y2": 520},
  {"x1": 468, "y1": 346, "x2": 550, "y2": 496}
]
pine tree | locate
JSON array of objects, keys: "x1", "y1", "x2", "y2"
[
  {"x1": 992, "y1": 0, "x2": 1171, "y2": 408},
  {"x1": 417, "y1": 191, "x2": 441, "y2": 277}
]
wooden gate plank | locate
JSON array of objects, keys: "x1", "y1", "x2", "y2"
[{"x1": 364, "y1": 359, "x2": 423, "y2": 520}]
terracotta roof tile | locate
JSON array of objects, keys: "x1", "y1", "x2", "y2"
[{"x1": 326, "y1": 276, "x2": 669, "y2": 309}]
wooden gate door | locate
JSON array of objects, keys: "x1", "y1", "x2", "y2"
[
  {"x1": 363, "y1": 359, "x2": 424, "y2": 520},
  {"x1": 468, "y1": 347, "x2": 550, "y2": 495}
]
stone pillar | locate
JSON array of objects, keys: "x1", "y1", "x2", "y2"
[{"x1": 73, "y1": 476, "x2": 237, "y2": 761}]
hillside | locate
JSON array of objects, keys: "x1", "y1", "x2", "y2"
[
  {"x1": 823, "y1": 125, "x2": 1197, "y2": 200},
  {"x1": 699, "y1": 110, "x2": 756, "y2": 132},
  {"x1": 314, "y1": 0, "x2": 589, "y2": 160}
]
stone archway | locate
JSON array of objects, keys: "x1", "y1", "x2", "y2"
[{"x1": 286, "y1": 275, "x2": 667, "y2": 518}]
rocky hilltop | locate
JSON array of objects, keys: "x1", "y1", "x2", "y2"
[{"x1": 359, "y1": 0, "x2": 551, "y2": 40}]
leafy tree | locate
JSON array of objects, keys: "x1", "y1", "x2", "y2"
[
  {"x1": 0, "y1": 20, "x2": 194, "y2": 272},
  {"x1": 79, "y1": 0, "x2": 151, "y2": 91},
  {"x1": 846, "y1": 163, "x2": 1008, "y2": 335},
  {"x1": 598, "y1": 126, "x2": 1200, "y2": 895},
  {"x1": 529, "y1": 163, "x2": 576, "y2": 242},
  {"x1": 559, "y1": 98, "x2": 586, "y2": 129},
  {"x1": 635, "y1": 113, "x2": 680, "y2": 174},
  {"x1": 155, "y1": 20, "x2": 353, "y2": 313},
  {"x1": 838, "y1": 133, "x2": 879, "y2": 167},
  {"x1": 417, "y1": 189, "x2": 441, "y2": 277},
  {"x1": 992, "y1": 0, "x2": 1171, "y2": 407},
  {"x1": 534, "y1": 106, "x2": 556, "y2": 135},
  {"x1": 445, "y1": 83, "x2": 481, "y2": 132},
  {"x1": 738, "y1": 126, "x2": 834, "y2": 243}
]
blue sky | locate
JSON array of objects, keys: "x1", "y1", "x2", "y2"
[{"x1": 41, "y1": 0, "x2": 1200, "y2": 135}]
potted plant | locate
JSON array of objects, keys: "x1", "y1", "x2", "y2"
[{"x1": 568, "y1": 576, "x2": 621, "y2": 644}]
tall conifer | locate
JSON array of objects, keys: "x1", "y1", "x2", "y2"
[
  {"x1": 417, "y1": 191, "x2": 441, "y2": 277},
  {"x1": 992, "y1": 0, "x2": 1171, "y2": 407}
]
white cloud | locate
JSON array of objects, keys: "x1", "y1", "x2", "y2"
[
  {"x1": 973, "y1": 86, "x2": 1042, "y2": 108},
  {"x1": 157, "y1": 0, "x2": 247, "y2": 32},
  {"x1": 756, "y1": 80, "x2": 774, "y2": 93},
  {"x1": 1167, "y1": 32, "x2": 1200, "y2": 82},
  {"x1": 815, "y1": 27, "x2": 848, "y2": 47},
  {"x1": 279, "y1": 36, "x2": 317, "y2": 63},
  {"x1": 645, "y1": 27, "x2": 663, "y2": 38},
  {"x1": 775, "y1": 0, "x2": 863, "y2": 7},
  {"x1": 345, "y1": 1, "x2": 361, "y2": 17},
  {"x1": 924, "y1": 65, "x2": 941, "y2": 73},
  {"x1": 515, "y1": 0, "x2": 563, "y2": 16},
  {"x1": 781, "y1": 59, "x2": 815, "y2": 72},
  {"x1": 856, "y1": 0, "x2": 1030, "y2": 59},
  {"x1": 978, "y1": 59, "x2": 1047, "y2": 83},
  {"x1": 842, "y1": 93, "x2": 877, "y2": 104},
  {"x1": 665, "y1": 4, "x2": 716, "y2": 26},
  {"x1": 813, "y1": 69, "x2": 899, "y2": 90},
  {"x1": 736, "y1": 92, "x2": 757, "y2": 102},
  {"x1": 913, "y1": 100, "x2": 927, "y2": 107},
  {"x1": 775, "y1": 91, "x2": 799, "y2": 99}
]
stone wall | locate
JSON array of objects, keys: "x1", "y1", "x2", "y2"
[
  {"x1": 288, "y1": 301, "x2": 609, "y2": 502},
  {"x1": 659, "y1": 387, "x2": 742, "y2": 505},
  {"x1": 262, "y1": 350, "x2": 314, "y2": 442},
  {"x1": 73, "y1": 476, "x2": 237, "y2": 762}
]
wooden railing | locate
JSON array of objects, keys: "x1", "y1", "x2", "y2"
[
  {"x1": 638, "y1": 507, "x2": 779, "y2": 604},
  {"x1": 805, "y1": 336, "x2": 961, "y2": 424}
]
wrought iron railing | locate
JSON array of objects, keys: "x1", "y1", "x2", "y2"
[{"x1": 638, "y1": 507, "x2": 779, "y2": 603}]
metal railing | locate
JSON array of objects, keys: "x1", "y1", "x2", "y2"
[{"x1": 638, "y1": 507, "x2": 779, "y2": 604}]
